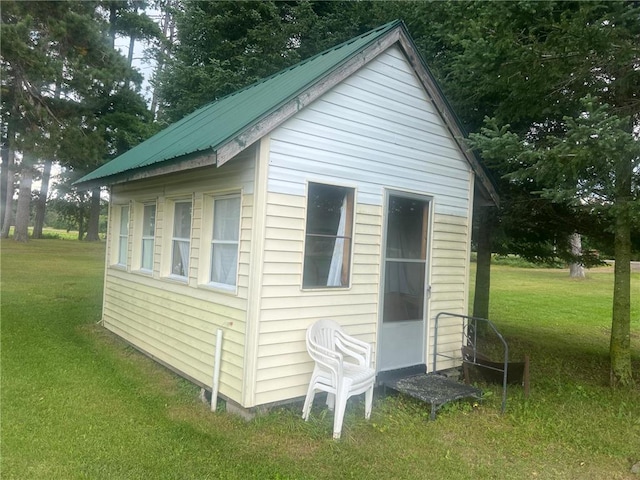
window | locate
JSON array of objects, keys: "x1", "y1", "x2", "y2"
[
  {"x1": 140, "y1": 203, "x2": 156, "y2": 271},
  {"x1": 117, "y1": 205, "x2": 129, "y2": 266},
  {"x1": 209, "y1": 195, "x2": 241, "y2": 288},
  {"x1": 171, "y1": 201, "x2": 192, "y2": 278},
  {"x1": 303, "y1": 183, "x2": 354, "y2": 288}
]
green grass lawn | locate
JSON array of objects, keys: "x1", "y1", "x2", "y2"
[{"x1": 2, "y1": 240, "x2": 639, "y2": 479}]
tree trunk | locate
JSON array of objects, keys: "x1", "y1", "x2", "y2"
[
  {"x1": 32, "y1": 158, "x2": 52, "y2": 239},
  {"x1": 127, "y1": 34, "x2": 136, "y2": 69},
  {"x1": 84, "y1": 188, "x2": 101, "y2": 241},
  {"x1": 609, "y1": 156, "x2": 634, "y2": 387},
  {"x1": 1, "y1": 147, "x2": 15, "y2": 238},
  {"x1": 13, "y1": 153, "x2": 35, "y2": 242},
  {"x1": 473, "y1": 207, "x2": 494, "y2": 320},
  {"x1": 109, "y1": 2, "x2": 117, "y2": 50},
  {"x1": 1, "y1": 130, "x2": 8, "y2": 228},
  {"x1": 150, "y1": 2, "x2": 176, "y2": 119},
  {"x1": 77, "y1": 207, "x2": 85, "y2": 241},
  {"x1": 125, "y1": 5, "x2": 137, "y2": 86},
  {"x1": 569, "y1": 232, "x2": 585, "y2": 278}
]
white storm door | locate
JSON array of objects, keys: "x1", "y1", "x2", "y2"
[{"x1": 379, "y1": 193, "x2": 430, "y2": 371}]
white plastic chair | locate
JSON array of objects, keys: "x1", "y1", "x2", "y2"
[{"x1": 302, "y1": 319, "x2": 375, "y2": 439}]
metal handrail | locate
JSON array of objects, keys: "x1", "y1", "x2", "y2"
[{"x1": 433, "y1": 312, "x2": 509, "y2": 414}]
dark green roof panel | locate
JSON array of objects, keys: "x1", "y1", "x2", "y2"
[{"x1": 76, "y1": 20, "x2": 402, "y2": 185}]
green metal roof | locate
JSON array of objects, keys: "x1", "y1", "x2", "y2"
[{"x1": 75, "y1": 20, "x2": 403, "y2": 186}]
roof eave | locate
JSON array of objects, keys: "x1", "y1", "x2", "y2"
[{"x1": 74, "y1": 150, "x2": 217, "y2": 189}]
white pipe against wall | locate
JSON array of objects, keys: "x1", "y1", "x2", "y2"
[{"x1": 211, "y1": 329, "x2": 223, "y2": 412}]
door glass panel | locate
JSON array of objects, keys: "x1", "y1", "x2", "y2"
[
  {"x1": 386, "y1": 196, "x2": 427, "y2": 260},
  {"x1": 383, "y1": 261, "x2": 425, "y2": 322},
  {"x1": 383, "y1": 195, "x2": 428, "y2": 324}
]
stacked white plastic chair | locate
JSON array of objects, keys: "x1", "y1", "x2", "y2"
[{"x1": 302, "y1": 319, "x2": 376, "y2": 439}]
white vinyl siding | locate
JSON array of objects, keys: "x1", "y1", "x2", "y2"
[{"x1": 267, "y1": 46, "x2": 471, "y2": 218}]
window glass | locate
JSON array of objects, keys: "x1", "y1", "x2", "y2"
[
  {"x1": 118, "y1": 205, "x2": 129, "y2": 266},
  {"x1": 210, "y1": 196, "x2": 240, "y2": 287},
  {"x1": 171, "y1": 201, "x2": 191, "y2": 278},
  {"x1": 141, "y1": 204, "x2": 156, "y2": 271},
  {"x1": 303, "y1": 183, "x2": 354, "y2": 288}
]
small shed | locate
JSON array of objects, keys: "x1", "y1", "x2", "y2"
[{"x1": 76, "y1": 20, "x2": 498, "y2": 414}]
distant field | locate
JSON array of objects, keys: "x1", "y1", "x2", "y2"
[
  {"x1": 6, "y1": 227, "x2": 105, "y2": 240},
  {"x1": 1, "y1": 240, "x2": 638, "y2": 479}
]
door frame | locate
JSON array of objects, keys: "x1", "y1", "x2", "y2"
[{"x1": 376, "y1": 189, "x2": 434, "y2": 373}]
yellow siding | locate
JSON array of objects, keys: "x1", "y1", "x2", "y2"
[
  {"x1": 253, "y1": 197, "x2": 381, "y2": 405},
  {"x1": 427, "y1": 212, "x2": 471, "y2": 371},
  {"x1": 103, "y1": 271, "x2": 246, "y2": 400},
  {"x1": 253, "y1": 202, "x2": 471, "y2": 405},
  {"x1": 103, "y1": 148, "x2": 256, "y2": 405}
]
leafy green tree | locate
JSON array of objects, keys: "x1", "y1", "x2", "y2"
[
  {"x1": 50, "y1": 170, "x2": 94, "y2": 240},
  {"x1": 148, "y1": 0, "x2": 180, "y2": 118},
  {"x1": 463, "y1": 0, "x2": 640, "y2": 385},
  {"x1": 471, "y1": 98, "x2": 639, "y2": 386},
  {"x1": 394, "y1": 3, "x2": 639, "y2": 386},
  {"x1": 1, "y1": 1, "x2": 155, "y2": 242},
  {"x1": 80, "y1": 1, "x2": 160, "y2": 241},
  {"x1": 155, "y1": 0, "x2": 391, "y2": 123},
  {"x1": 0, "y1": 132, "x2": 15, "y2": 237},
  {"x1": 1, "y1": 1, "x2": 122, "y2": 241},
  {"x1": 102, "y1": 0, "x2": 161, "y2": 70}
]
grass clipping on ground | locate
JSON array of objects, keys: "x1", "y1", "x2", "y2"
[{"x1": 1, "y1": 240, "x2": 639, "y2": 479}]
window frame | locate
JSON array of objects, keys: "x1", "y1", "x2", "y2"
[
  {"x1": 114, "y1": 204, "x2": 130, "y2": 268},
  {"x1": 137, "y1": 202, "x2": 156, "y2": 273},
  {"x1": 166, "y1": 198, "x2": 192, "y2": 282},
  {"x1": 302, "y1": 182, "x2": 355, "y2": 290},
  {"x1": 199, "y1": 192, "x2": 242, "y2": 292}
]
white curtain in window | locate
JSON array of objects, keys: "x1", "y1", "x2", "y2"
[
  {"x1": 118, "y1": 240, "x2": 128, "y2": 266},
  {"x1": 141, "y1": 239, "x2": 154, "y2": 270},
  {"x1": 171, "y1": 202, "x2": 191, "y2": 277},
  {"x1": 177, "y1": 240, "x2": 190, "y2": 276},
  {"x1": 385, "y1": 226, "x2": 411, "y2": 295},
  {"x1": 213, "y1": 197, "x2": 240, "y2": 241},
  {"x1": 211, "y1": 244, "x2": 237, "y2": 285},
  {"x1": 118, "y1": 206, "x2": 129, "y2": 265},
  {"x1": 211, "y1": 197, "x2": 240, "y2": 286},
  {"x1": 327, "y1": 194, "x2": 347, "y2": 287}
]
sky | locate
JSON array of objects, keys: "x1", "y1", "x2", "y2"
[
  {"x1": 114, "y1": 7, "x2": 163, "y2": 103},
  {"x1": 114, "y1": 35, "x2": 157, "y2": 103}
]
